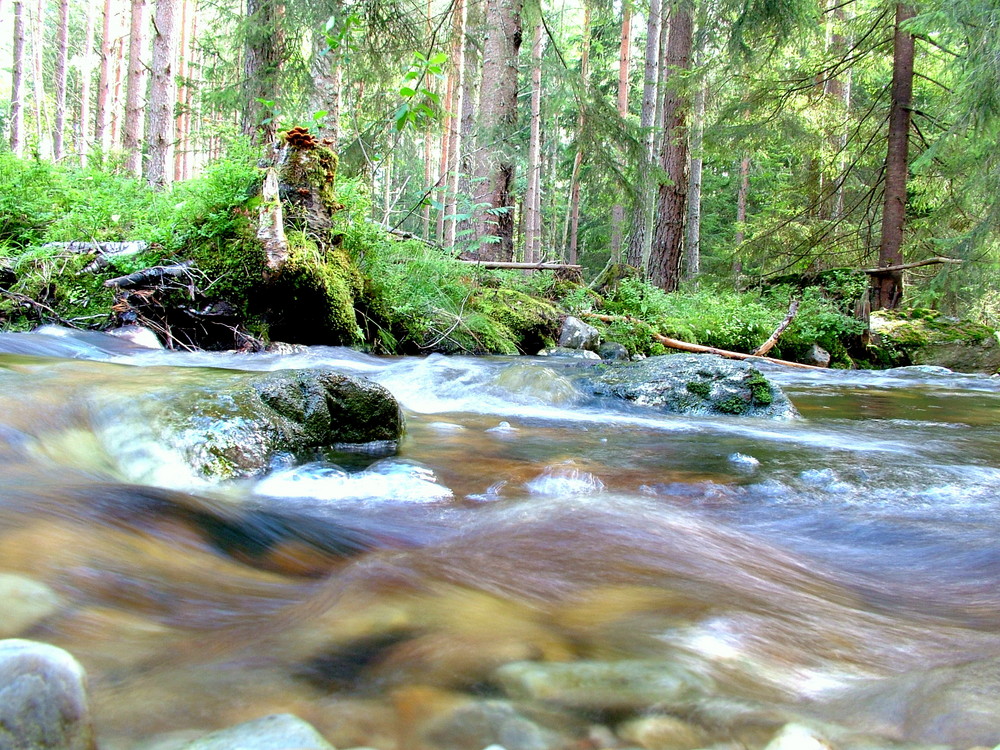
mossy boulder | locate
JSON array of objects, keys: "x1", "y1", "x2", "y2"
[
  {"x1": 871, "y1": 311, "x2": 1000, "y2": 373},
  {"x1": 578, "y1": 354, "x2": 798, "y2": 419},
  {"x1": 472, "y1": 287, "x2": 561, "y2": 354},
  {"x1": 138, "y1": 367, "x2": 403, "y2": 481}
]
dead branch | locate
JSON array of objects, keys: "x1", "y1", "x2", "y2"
[
  {"x1": 104, "y1": 262, "x2": 195, "y2": 289},
  {"x1": 0, "y1": 288, "x2": 77, "y2": 327},
  {"x1": 458, "y1": 260, "x2": 583, "y2": 271},
  {"x1": 754, "y1": 299, "x2": 800, "y2": 357},
  {"x1": 862, "y1": 256, "x2": 962, "y2": 274},
  {"x1": 40, "y1": 241, "x2": 149, "y2": 255},
  {"x1": 584, "y1": 312, "x2": 827, "y2": 370}
]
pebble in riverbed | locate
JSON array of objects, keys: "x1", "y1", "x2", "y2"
[{"x1": 0, "y1": 573, "x2": 62, "y2": 637}]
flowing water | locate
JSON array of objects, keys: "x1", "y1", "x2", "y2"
[{"x1": 2, "y1": 326, "x2": 1000, "y2": 750}]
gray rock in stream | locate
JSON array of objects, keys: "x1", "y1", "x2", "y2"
[
  {"x1": 180, "y1": 714, "x2": 334, "y2": 750},
  {"x1": 579, "y1": 354, "x2": 798, "y2": 419},
  {"x1": 0, "y1": 639, "x2": 95, "y2": 750},
  {"x1": 139, "y1": 367, "x2": 404, "y2": 481}
]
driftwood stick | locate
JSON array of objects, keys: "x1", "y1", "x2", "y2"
[
  {"x1": 40, "y1": 240, "x2": 149, "y2": 255},
  {"x1": 0, "y1": 287, "x2": 76, "y2": 326},
  {"x1": 861, "y1": 257, "x2": 962, "y2": 274},
  {"x1": 584, "y1": 312, "x2": 827, "y2": 370},
  {"x1": 458, "y1": 260, "x2": 583, "y2": 271},
  {"x1": 753, "y1": 299, "x2": 800, "y2": 357},
  {"x1": 104, "y1": 262, "x2": 194, "y2": 288}
]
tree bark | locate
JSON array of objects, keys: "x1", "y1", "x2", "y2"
[
  {"x1": 524, "y1": 21, "x2": 544, "y2": 264},
  {"x1": 443, "y1": 0, "x2": 468, "y2": 251},
  {"x1": 77, "y1": 0, "x2": 98, "y2": 164},
  {"x1": 472, "y1": 0, "x2": 523, "y2": 261},
  {"x1": 31, "y1": 0, "x2": 48, "y2": 156},
  {"x1": 455, "y1": 0, "x2": 482, "y2": 246},
  {"x1": 53, "y1": 0, "x2": 71, "y2": 160},
  {"x1": 648, "y1": 0, "x2": 693, "y2": 291},
  {"x1": 684, "y1": 45, "x2": 704, "y2": 282},
  {"x1": 874, "y1": 3, "x2": 915, "y2": 310},
  {"x1": 147, "y1": 0, "x2": 178, "y2": 188},
  {"x1": 623, "y1": 0, "x2": 661, "y2": 269},
  {"x1": 124, "y1": 0, "x2": 148, "y2": 176},
  {"x1": 95, "y1": 0, "x2": 114, "y2": 155},
  {"x1": 566, "y1": 3, "x2": 592, "y2": 265},
  {"x1": 241, "y1": 0, "x2": 284, "y2": 144},
  {"x1": 9, "y1": 0, "x2": 26, "y2": 157},
  {"x1": 610, "y1": 1, "x2": 632, "y2": 261}
]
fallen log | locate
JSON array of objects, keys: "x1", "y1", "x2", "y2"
[
  {"x1": 584, "y1": 312, "x2": 827, "y2": 370},
  {"x1": 104, "y1": 262, "x2": 195, "y2": 289},
  {"x1": 40, "y1": 241, "x2": 149, "y2": 255},
  {"x1": 861, "y1": 257, "x2": 962, "y2": 274},
  {"x1": 753, "y1": 299, "x2": 800, "y2": 357},
  {"x1": 457, "y1": 260, "x2": 583, "y2": 271}
]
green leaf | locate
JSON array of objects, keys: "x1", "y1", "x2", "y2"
[{"x1": 399, "y1": 86, "x2": 417, "y2": 98}]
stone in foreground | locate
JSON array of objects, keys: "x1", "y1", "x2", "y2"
[
  {"x1": 181, "y1": 714, "x2": 334, "y2": 750},
  {"x1": 0, "y1": 639, "x2": 94, "y2": 750}
]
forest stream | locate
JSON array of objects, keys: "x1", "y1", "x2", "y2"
[{"x1": 3, "y1": 327, "x2": 1000, "y2": 750}]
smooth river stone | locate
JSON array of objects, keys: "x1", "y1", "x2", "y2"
[
  {"x1": 180, "y1": 714, "x2": 334, "y2": 750},
  {"x1": 0, "y1": 573, "x2": 62, "y2": 638},
  {"x1": 0, "y1": 639, "x2": 94, "y2": 750}
]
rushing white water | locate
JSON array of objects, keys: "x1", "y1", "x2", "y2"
[{"x1": 2, "y1": 328, "x2": 1000, "y2": 749}]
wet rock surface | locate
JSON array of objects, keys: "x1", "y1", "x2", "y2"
[{"x1": 578, "y1": 353, "x2": 798, "y2": 419}]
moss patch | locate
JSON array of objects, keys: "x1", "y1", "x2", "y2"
[
  {"x1": 746, "y1": 369, "x2": 774, "y2": 405},
  {"x1": 472, "y1": 287, "x2": 561, "y2": 354}
]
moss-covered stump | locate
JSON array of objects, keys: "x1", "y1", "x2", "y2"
[
  {"x1": 276, "y1": 129, "x2": 340, "y2": 233},
  {"x1": 139, "y1": 366, "x2": 403, "y2": 481},
  {"x1": 578, "y1": 354, "x2": 798, "y2": 419},
  {"x1": 871, "y1": 311, "x2": 1000, "y2": 373}
]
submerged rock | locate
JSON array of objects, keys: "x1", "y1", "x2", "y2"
[
  {"x1": 494, "y1": 660, "x2": 712, "y2": 712},
  {"x1": 181, "y1": 713, "x2": 334, "y2": 750},
  {"x1": 0, "y1": 639, "x2": 94, "y2": 750},
  {"x1": 0, "y1": 574, "x2": 62, "y2": 638},
  {"x1": 536, "y1": 347, "x2": 601, "y2": 360},
  {"x1": 420, "y1": 699, "x2": 576, "y2": 750},
  {"x1": 137, "y1": 367, "x2": 403, "y2": 481},
  {"x1": 579, "y1": 354, "x2": 798, "y2": 419}
]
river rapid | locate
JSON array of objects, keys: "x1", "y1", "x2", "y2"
[{"x1": 2, "y1": 327, "x2": 1000, "y2": 750}]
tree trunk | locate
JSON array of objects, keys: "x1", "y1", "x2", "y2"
[
  {"x1": 874, "y1": 3, "x2": 915, "y2": 310},
  {"x1": 77, "y1": 0, "x2": 98, "y2": 164},
  {"x1": 455, "y1": 0, "x2": 482, "y2": 247},
  {"x1": 524, "y1": 21, "x2": 544, "y2": 264},
  {"x1": 684, "y1": 59, "x2": 704, "y2": 283},
  {"x1": 735, "y1": 154, "x2": 749, "y2": 244},
  {"x1": 472, "y1": 0, "x2": 523, "y2": 261},
  {"x1": 53, "y1": 0, "x2": 71, "y2": 160},
  {"x1": 311, "y1": 27, "x2": 341, "y2": 149},
  {"x1": 436, "y1": 73, "x2": 454, "y2": 244},
  {"x1": 110, "y1": 18, "x2": 127, "y2": 149},
  {"x1": 147, "y1": 0, "x2": 177, "y2": 188},
  {"x1": 31, "y1": 0, "x2": 48, "y2": 157},
  {"x1": 623, "y1": 0, "x2": 661, "y2": 269},
  {"x1": 123, "y1": 0, "x2": 148, "y2": 176},
  {"x1": 648, "y1": 0, "x2": 693, "y2": 291},
  {"x1": 241, "y1": 0, "x2": 284, "y2": 144},
  {"x1": 10, "y1": 0, "x2": 26, "y2": 157},
  {"x1": 443, "y1": 0, "x2": 468, "y2": 251},
  {"x1": 610, "y1": 1, "x2": 632, "y2": 261},
  {"x1": 95, "y1": 0, "x2": 114, "y2": 155},
  {"x1": 824, "y1": 0, "x2": 851, "y2": 219},
  {"x1": 566, "y1": 3, "x2": 592, "y2": 265},
  {"x1": 173, "y1": 0, "x2": 191, "y2": 182}
]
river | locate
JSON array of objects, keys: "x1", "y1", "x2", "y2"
[{"x1": 2, "y1": 326, "x2": 1000, "y2": 750}]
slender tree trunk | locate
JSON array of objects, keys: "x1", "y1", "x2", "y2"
[
  {"x1": 684, "y1": 59, "x2": 705, "y2": 283},
  {"x1": 444, "y1": 0, "x2": 468, "y2": 250},
  {"x1": 874, "y1": 3, "x2": 915, "y2": 310},
  {"x1": 242, "y1": 0, "x2": 284, "y2": 144},
  {"x1": 648, "y1": 0, "x2": 693, "y2": 291},
  {"x1": 95, "y1": 0, "x2": 114, "y2": 155},
  {"x1": 455, "y1": 0, "x2": 482, "y2": 247},
  {"x1": 610, "y1": 1, "x2": 632, "y2": 261},
  {"x1": 311, "y1": 24, "x2": 341, "y2": 148},
  {"x1": 735, "y1": 155, "x2": 749, "y2": 244},
  {"x1": 623, "y1": 0, "x2": 661, "y2": 269},
  {"x1": 173, "y1": 0, "x2": 190, "y2": 182},
  {"x1": 825, "y1": 0, "x2": 851, "y2": 220},
  {"x1": 437, "y1": 73, "x2": 454, "y2": 244},
  {"x1": 53, "y1": 0, "x2": 71, "y2": 159},
  {"x1": 147, "y1": 0, "x2": 177, "y2": 188},
  {"x1": 10, "y1": 0, "x2": 26, "y2": 157},
  {"x1": 524, "y1": 21, "x2": 544, "y2": 264},
  {"x1": 31, "y1": 0, "x2": 47, "y2": 156},
  {"x1": 110, "y1": 18, "x2": 128, "y2": 150},
  {"x1": 77, "y1": 0, "x2": 98, "y2": 164},
  {"x1": 472, "y1": 0, "x2": 524, "y2": 261},
  {"x1": 566, "y1": 4, "x2": 592, "y2": 264},
  {"x1": 123, "y1": 0, "x2": 148, "y2": 175}
]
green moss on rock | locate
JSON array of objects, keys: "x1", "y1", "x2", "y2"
[{"x1": 473, "y1": 287, "x2": 561, "y2": 354}]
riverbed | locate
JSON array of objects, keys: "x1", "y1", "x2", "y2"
[{"x1": 2, "y1": 327, "x2": 1000, "y2": 750}]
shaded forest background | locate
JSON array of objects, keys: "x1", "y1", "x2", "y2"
[{"x1": 1, "y1": 0, "x2": 999, "y2": 334}]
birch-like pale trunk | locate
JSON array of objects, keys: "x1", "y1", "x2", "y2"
[
  {"x1": 31, "y1": 0, "x2": 48, "y2": 156},
  {"x1": 443, "y1": 0, "x2": 468, "y2": 250},
  {"x1": 684, "y1": 43, "x2": 704, "y2": 283},
  {"x1": 77, "y1": 0, "x2": 98, "y2": 164},
  {"x1": 53, "y1": 0, "x2": 71, "y2": 159},
  {"x1": 95, "y1": 0, "x2": 115, "y2": 155},
  {"x1": 147, "y1": 0, "x2": 178, "y2": 188},
  {"x1": 10, "y1": 0, "x2": 26, "y2": 157},
  {"x1": 123, "y1": 0, "x2": 148, "y2": 176}
]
